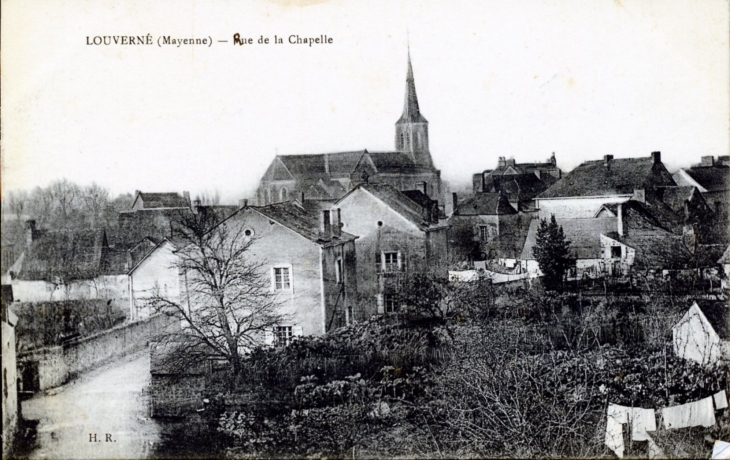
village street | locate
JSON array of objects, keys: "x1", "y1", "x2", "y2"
[{"x1": 20, "y1": 350, "x2": 161, "y2": 459}]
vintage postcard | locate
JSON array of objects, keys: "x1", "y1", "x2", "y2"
[{"x1": 2, "y1": 0, "x2": 729, "y2": 458}]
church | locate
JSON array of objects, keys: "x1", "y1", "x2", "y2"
[{"x1": 256, "y1": 53, "x2": 443, "y2": 206}]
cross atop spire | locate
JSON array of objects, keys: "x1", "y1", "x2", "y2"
[{"x1": 398, "y1": 49, "x2": 427, "y2": 124}]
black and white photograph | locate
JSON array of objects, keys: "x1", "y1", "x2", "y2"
[{"x1": 1, "y1": 0, "x2": 729, "y2": 458}]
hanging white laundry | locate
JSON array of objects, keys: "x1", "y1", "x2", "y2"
[
  {"x1": 606, "y1": 404, "x2": 631, "y2": 458},
  {"x1": 662, "y1": 396, "x2": 716, "y2": 429},
  {"x1": 714, "y1": 390, "x2": 728, "y2": 410},
  {"x1": 605, "y1": 416, "x2": 625, "y2": 458},
  {"x1": 629, "y1": 407, "x2": 657, "y2": 441},
  {"x1": 646, "y1": 434, "x2": 665, "y2": 460},
  {"x1": 712, "y1": 440, "x2": 730, "y2": 459}
]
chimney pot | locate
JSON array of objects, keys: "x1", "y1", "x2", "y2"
[
  {"x1": 701, "y1": 156, "x2": 714, "y2": 167},
  {"x1": 651, "y1": 151, "x2": 661, "y2": 164},
  {"x1": 333, "y1": 208, "x2": 342, "y2": 237},
  {"x1": 26, "y1": 220, "x2": 37, "y2": 246},
  {"x1": 321, "y1": 210, "x2": 331, "y2": 238},
  {"x1": 498, "y1": 157, "x2": 506, "y2": 168},
  {"x1": 617, "y1": 203, "x2": 625, "y2": 237},
  {"x1": 603, "y1": 155, "x2": 614, "y2": 165}
]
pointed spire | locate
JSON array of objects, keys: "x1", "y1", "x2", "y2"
[{"x1": 398, "y1": 48, "x2": 427, "y2": 124}]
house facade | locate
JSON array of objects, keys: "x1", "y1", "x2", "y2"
[
  {"x1": 128, "y1": 239, "x2": 186, "y2": 321},
  {"x1": 2, "y1": 288, "x2": 18, "y2": 457},
  {"x1": 257, "y1": 53, "x2": 443, "y2": 206},
  {"x1": 448, "y1": 192, "x2": 531, "y2": 264},
  {"x1": 335, "y1": 183, "x2": 448, "y2": 317}
]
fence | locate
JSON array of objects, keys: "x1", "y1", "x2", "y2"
[{"x1": 17, "y1": 313, "x2": 175, "y2": 392}]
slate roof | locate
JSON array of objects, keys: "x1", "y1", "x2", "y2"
[
  {"x1": 682, "y1": 166, "x2": 730, "y2": 192},
  {"x1": 692, "y1": 300, "x2": 729, "y2": 340},
  {"x1": 603, "y1": 229, "x2": 699, "y2": 270},
  {"x1": 14, "y1": 228, "x2": 109, "y2": 281},
  {"x1": 396, "y1": 53, "x2": 428, "y2": 124},
  {"x1": 659, "y1": 186, "x2": 697, "y2": 213},
  {"x1": 453, "y1": 193, "x2": 517, "y2": 216},
  {"x1": 135, "y1": 192, "x2": 190, "y2": 209},
  {"x1": 719, "y1": 245, "x2": 730, "y2": 264},
  {"x1": 491, "y1": 174, "x2": 553, "y2": 200},
  {"x1": 227, "y1": 202, "x2": 357, "y2": 246},
  {"x1": 339, "y1": 183, "x2": 445, "y2": 232},
  {"x1": 538, "y1": 156, "x2": 676, "y2": 198},
  {"x1": 521, "y1": 217, "x2": 618, "y2": 260}
]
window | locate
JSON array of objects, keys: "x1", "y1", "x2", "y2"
[
  {"x1": 611, "y1": 246, "x2": 622, "y2": 259},
  {"x1": 346, "y1": 304, "x2": 354, "y2": 325},
  {"x1": 399, "y1": 133, "x2": 404, "y2": 149},
  {"x1": 244, "y1": 228, "x2": 253, "y2": 237},
  {"x1": 479, "y1": 226, "x2": 489, "y2": 242},
  {"x1": 384, "y1": 291, "x2": 399, "y2": 314},
  {"x1": 383, "y1": 252, "x2": 399, "y2": 272},
  {"x1": 275, "y1": 326, "x2": 293, "y2": 347},
  {"x1": 336, "y1": 258, "x2": 343, "y2": 284},
  {"x1": 280, "y1": 187, "x2": 288, "y2": 202},
  {"x1": 417, "y1": 132, "x2": 422, "y2": 148},
  {"x1": 273, "y1": 266, "x2": 292, "y2": 290},
  {"x1": 375, "y1": 253, "x2": 382, "y2": 273}
]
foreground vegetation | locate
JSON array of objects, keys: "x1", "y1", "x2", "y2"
[{"x1": 165, "y1": 282, "x2": 729, "y2": 459}]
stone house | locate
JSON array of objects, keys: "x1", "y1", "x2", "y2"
[
  {"x1": 222, "y1": 202, "x2": 359, "y2": 336},
  {"x1": 4, "y1": 223, "x2": 129, "y2": 304},
  {"x1": 257, "y1": 53, "x2": 443, "y2": 206},
  {"x1": 448, "y1": 192, "x2": 531, "y2": 266},
  {"x1": 128, "y1": 237, "x2": 187, "y2": 321},
  {"x1": 520, "y1": 216, "x2": 618, "y2": 279},
  {"x1": 472, "y1": 153, "x2": 562, "y2": 211},
  {"x1": 673, "y1": 301, "x2": 729, "y2": 366},
  {"x1": 673, "y1": 156, "x2": 730, "y2": 219},
  {"x1": 335, "y1": 183, "x2": 448, "y2": 316},
  {"x1": 2, "y1": 286, "x2": 18, "y2": 456},
  {"x1": 535, "y1": 152, "x2": 676, "y2": 219}
]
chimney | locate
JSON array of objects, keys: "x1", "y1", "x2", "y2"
[
  {"x1": 506, "y1": 158, "x2": 516, "y2": 167},
  {"x1": 603, "y1": 155, "x2": 614, "y2": 167},
  {"x1": 238, "y1": 199, "x2": 248, "y2": 208},
  {"x1": 701, "y1": 156, "x2": 715, "y2": 167},
  {"x1": 452, "y1": 192, "x2": 458, "y2": 209},
  {"x1": 321, "y1": 210, "x2": 331, "y2": 238},
  {"x1": 298, "y1": 191, "x2": 305, "y2": 204},
  {"x1": 498, "y1": 157, "x2": 506, "y2": 169},
  {"x1": 651, "y1": 151, "x2": 661, "y2": 164},
  {"x1": 183, "y1": 191, "x2": 191, "y2": 205},
  {"x1": 25, "y1": 220, "x2": 37, "y2": 246},
  {"x1": 324, "y1": 154, "x2": 330, "y2": 175},
  {"x1": 332, "y1": 208, "x2": 342, "y2": 237},
  {"x1": 632, "y1": 189, "x2": 645, "y2": 204},
  {"x1": 617, "y1": 203, "x2": 625, "y2": 237},
  {"x1": 550, "y1": 152, "x2": 556, "y2": 165},
  {"x1": 420, "y1": 182, "x2": 428, "y2": 195},
  {"x1": 193, "y1": 199, "x2": 202, "y2": 214}
]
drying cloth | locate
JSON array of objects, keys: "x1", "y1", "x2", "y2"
[
  {"x1": 714, "y1": 390, "x2": 728, "y2": 410},
  {"x1": 605, "y1": 415, "x2": 625, "y2": 458},
  {"x1": 662, "y1": 396, "x2": 716, "y2": 429},
  {"x1": 646, "y1": 434, "x2": 665, "y2": 460},
  {"x1": 712, "y1": 440, "x2": 730, "y2": 459},
  {"x1": 607, "y1": 403, "x2": 630, "y2": 423},
  {"x1": 629, "y1": 407, "x2": 657, "y2": 441}
]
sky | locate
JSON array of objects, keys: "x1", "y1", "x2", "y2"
[{"x1": 2, "y1": 0, "x2": 728, "y2": 203}]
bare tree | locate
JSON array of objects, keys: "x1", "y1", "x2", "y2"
[
  {"x1": 81, "y1": 183, "x2": 110, "y2": 227},
  {"x1": 47, "y1": 178, "x2": 80, "y2": 223},
  {"x1": 149, "y1": 212, "x2": 287, "y2": 380}
]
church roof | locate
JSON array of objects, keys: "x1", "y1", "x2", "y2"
[
  {"x1": 132, "y1": 192, "x2": 190, "y2": 209},
  {"x1": 396, "y1": 52, "x2": 427, "y2": 125}
]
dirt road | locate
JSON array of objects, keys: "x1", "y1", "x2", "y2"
[{"x1": 21, "y1": 349, "x2": 161, "y2": 459}]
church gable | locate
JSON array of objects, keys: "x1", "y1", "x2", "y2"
[{"x1": 264, "y1": 157, "x2": 296, "y2": 181}]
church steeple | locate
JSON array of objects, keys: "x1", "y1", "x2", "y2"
[{"x1": 396, "y1": 49, "x2": 432, "y2": 168}]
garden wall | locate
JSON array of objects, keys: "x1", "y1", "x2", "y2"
[{"x1": 18, "y1": 314, "x2": 175, "y2": 392}]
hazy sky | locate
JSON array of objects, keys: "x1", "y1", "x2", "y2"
[{"x1": 2, "y1": 0, "x2": 728, "y2": 203}]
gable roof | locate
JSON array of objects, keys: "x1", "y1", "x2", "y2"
[
  {"x1": 337, "y1": 183, "x2": 444, "y2": 232},
  {"x1": 539, "y1": 156, "x2": 676, "y2": 199},
  {"x1": 691, "y1": 300, "x2": 729, "y2": 340},
  {"x1": 132, "y1": 192, "x2": 190, "y2": 209},
  {"x1": 14, "y1": 228, "x2": 109, "y2": 281},
  {"x1": 225, "y1": 203, "x2": 357, "y2": 246},
  {"x1": 679, "y1": 166, "x2": 730, "y2": 192},
  {"x1": 453, "y1": 193, "x2": 517, "y2": 216},
  {"x1": 659, "y1": 186, "x2": 697, "y2": 213},
  {"x1": 521, "y1": 217, "x2": 618, "y2": 260}
]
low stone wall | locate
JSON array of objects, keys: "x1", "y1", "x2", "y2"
[
  {"x1": 149, "y1": 374, "x2": 206, "y2": 417},
  {"x1": 18, "y1": 314, "x2": 175, "y2": 392}
]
